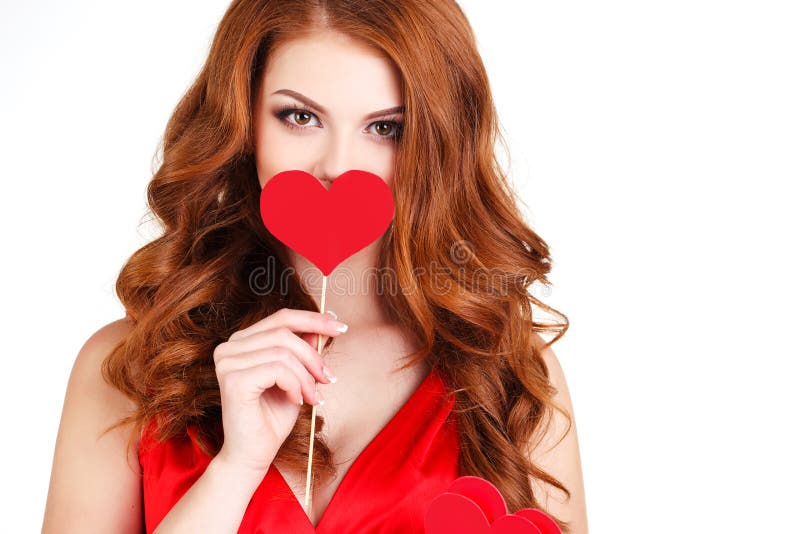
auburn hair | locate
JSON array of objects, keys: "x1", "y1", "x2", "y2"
[{"x1": 100, "y1": 0, "x2": 573, "y2": 531}]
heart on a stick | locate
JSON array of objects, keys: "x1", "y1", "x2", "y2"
[
  {"x1": 259, "y1": 169, "x2": 395, "y2": 275},
  {"x1": 425, "y1": 476, "x2": 562, "y2": 534}
]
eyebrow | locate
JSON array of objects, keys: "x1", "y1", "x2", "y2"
[{"x1": 271, "y1": 89, "x2": 404, "y2": 120}]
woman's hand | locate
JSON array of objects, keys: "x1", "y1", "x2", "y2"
[{"x1": 212, "y1": 308, "x2": 348, "y2": 475}]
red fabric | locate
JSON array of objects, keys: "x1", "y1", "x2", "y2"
[{"x1": 139, "y1": 367, "x2": 460, "y2": 533}]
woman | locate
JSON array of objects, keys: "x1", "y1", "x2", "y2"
[{"x1": 43, "y1": 0, "x2": 587, "y2": 532}]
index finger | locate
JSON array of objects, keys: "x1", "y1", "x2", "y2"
[{"x1": 230, "y1": 307, "x2": 345, "y2": 341}]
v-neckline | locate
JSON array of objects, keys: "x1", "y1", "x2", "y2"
[{"x1": 273, "y1": 366, "x2": 438, "y2": 531}]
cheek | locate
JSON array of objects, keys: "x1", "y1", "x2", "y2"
[
  {"x1": 379, "y1": 166, "x2": 394, "y2": 188},
  {"x1": 254, "y1": 121, "x2": 310, "y2": 189},
  {"x1": 359, "y1": 143, "x2": 396, "y2": 185}
]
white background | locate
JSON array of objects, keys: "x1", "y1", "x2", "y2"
[{"x1": 2, "y1": 1, "x2": 798, "y2": 532}]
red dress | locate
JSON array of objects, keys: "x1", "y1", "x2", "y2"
[{"x1": 139, "y1": 367, "x2": 460, "y2": 533}]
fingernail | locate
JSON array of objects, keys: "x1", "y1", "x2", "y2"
[
  {"x1": 325, "y1": 310, "x2": 338, "y2": 319},
  {"x1": 323, "y1": 365, "x2": 337, "y2": 383},
  {"x1": 333, "y1": 322, "x2": 348, "y2": 333},
  {"x1": 315, "y1": 390, "x2": 325, "y2": 406}
]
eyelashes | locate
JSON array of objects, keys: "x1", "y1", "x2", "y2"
[{"x1": 273, "y1": 103, "x2": 403, "y2": 144}]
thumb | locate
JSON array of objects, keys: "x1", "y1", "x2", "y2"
[
  {"x1": 300, "y1": 331, "x2": 331, "y2": 351},
  {"x1": 300, "y1": 309, "x2": 337, "y2": 350}
]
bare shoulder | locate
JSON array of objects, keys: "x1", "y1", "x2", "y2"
[
  {"x1": 528, "y1": 332, "x2": 589, "y2": 534},
  {"x1": 64, "y1": 316, "x2": 139, "y2": 426},
  {"x1": 83, "y1": 316, "x2": 137, "y2": 361},
  {"x1": 42, "y1": 316, "x2": 143, "y2": 534}
]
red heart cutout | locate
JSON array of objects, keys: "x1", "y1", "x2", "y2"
[
  {"x1": 259, "y1": 169, "x2": 394, "y2": 276},
  {"x1": 425, "y1": 493, "x2": 543, "y2": 534},
  {"x1": 425, "y1": 476, "x2": 562, "y2": 534}
]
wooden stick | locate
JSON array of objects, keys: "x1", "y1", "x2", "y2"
[{"x1": 303, "y1": 274, "x2": 327, "y2": 516}]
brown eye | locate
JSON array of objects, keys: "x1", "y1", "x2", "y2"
[
  {"x1": 368, "y1": 120, "x2": 403, "y2": 143},
  {"x1": 294, "y1": 111, "x2": 312, "y2": 125},
  {"x1": 375, "y1": 122, "x2": 393, "y2": 136}
]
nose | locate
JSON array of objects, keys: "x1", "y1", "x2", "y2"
[{"x1": 314, "y1": 133, "x2": 353, "y2": 190}]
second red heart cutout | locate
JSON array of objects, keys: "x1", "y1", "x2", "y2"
[
  {"x1": 259, "y1": 169, "x2": 395, "y2": 276},
  {"x1": 425, "y1": 476, "x2": 562, "y2": 534}
]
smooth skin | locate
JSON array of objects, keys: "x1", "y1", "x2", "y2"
[{"x1": 42, "y1": 29, "x2": 587, "y2": 533}]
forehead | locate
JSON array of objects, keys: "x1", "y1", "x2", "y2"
[{"x1": 262, "y1": 31, "x2": 403, "y2": 114}]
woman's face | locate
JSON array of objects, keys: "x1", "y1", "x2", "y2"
[{"x1": 253, "y1": 30, "x2": 404, "y2": 190}]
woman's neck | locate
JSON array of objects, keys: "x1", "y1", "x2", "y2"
[{"x1": 287, "y1": 242, "x2": 392, "y2": 329}]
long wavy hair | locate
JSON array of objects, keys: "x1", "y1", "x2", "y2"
[{"x1": 101, "y1": 0, "x2": 573, "y2": 531}]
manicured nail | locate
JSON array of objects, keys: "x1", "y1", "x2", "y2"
[
  {"x1": 315, "y1": 390, "x2": 325, "y2": 406},
  {"x1": 323, "y1": 365, "x2": 337, "y2": 383},
  {"x1": 325, "y1": 310, "x2": 338, "y2": 319},
  {"x1": 333, "y1": 322, "x2": 348, "y2": 333}
]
